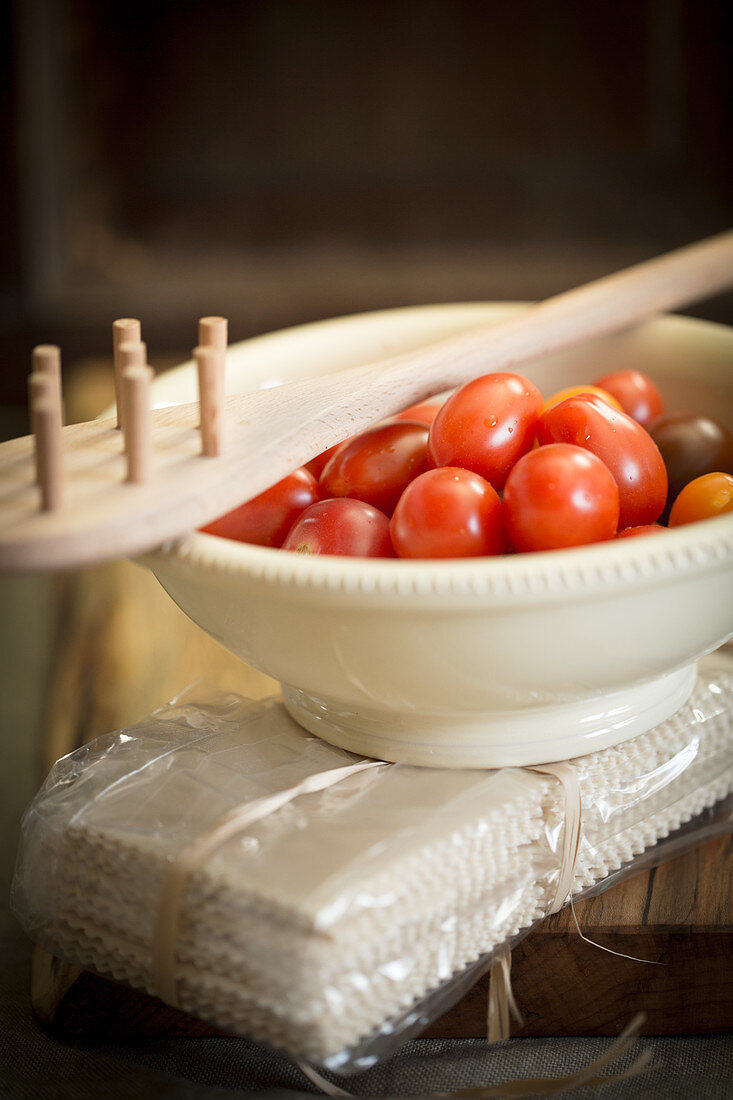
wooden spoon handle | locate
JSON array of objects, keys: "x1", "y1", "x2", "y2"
[
  {"x1": 1, "y1": 231, "x2": 732, "y2": 573},
  {"x1": 319, "y1": 228, "x2": 733, "y2": 404}
]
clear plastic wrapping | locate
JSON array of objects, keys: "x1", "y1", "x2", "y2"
[{"x1": 11, "y1": 651, "x2": 733, "y2": 1073}]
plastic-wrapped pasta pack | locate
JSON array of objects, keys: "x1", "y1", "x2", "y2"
[{"x1": 11, "y1": 652, "x2": 733, "y2": 1070}]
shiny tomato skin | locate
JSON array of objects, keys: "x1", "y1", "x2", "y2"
[
  {"x1": 393, "y1": 401, "x2": 443, "y2": 425},
  {"x1": 615, "y1": 524, "x2": 667, "y2": 539},
  {"x1": 537, "y1": 394, "x2": 667, "y2": 528},
  {"x1": 390, "y1": 467, "x2": 506, "y2": 559},
  {"x1": 200, "y1": 467, "x2": 320, "y2": 547},
  {"x1": 428, "y1": 372, "x2": 543, "y2": 490},
  {"x1": 647, "y1": 413, "x2": 733, "y2": 523},
  {"x1": 593, "y1": 369, "x2": 665, "y2": 427},
  {"x1": 281, "y1": 498, "x2": 395, "y2": 557},
  {"x1": 503, "y1": 443, "x2": 619, "y2": 552},
  {"x1": 305, "y1": 442, "x2": 343, "y2": 479},
  {"x1": 319, "y1": 420, "x2": 430, "y2": 516},
  {"x1": 543, "y1": 384, "x2": 622, "y2": 413},
  {"x1": 668, "y1": 471, "x2": 733, "y2": 527}
]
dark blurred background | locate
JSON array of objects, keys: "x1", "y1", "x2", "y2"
[{"x1": 1, "y1": 0, "x2": 732, "y2": 420}]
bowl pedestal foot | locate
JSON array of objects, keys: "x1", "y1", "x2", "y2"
[{"x1": 281, "y1": 662, "x2": 698, "y2": 768}]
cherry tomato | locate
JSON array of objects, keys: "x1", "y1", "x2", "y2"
[
  {"x1": 647, "y1": 413, "x2": 733, "y2": 523},
  {"x1": 305, "y1": 441, "x2": 344, "y2": 479},
  {"x1": 503, "y1": 444, "x2": 619, "y2": 552},
  {"x1": 615, "y1": 524, "x2": 667, "y2": 539},
  {"x1": 668, "y1": 472, "x2": 733, "y2": 527},
  {"x1": 201, "y1": 467, "x2": 320, "y2": 547},
  {"x1": 537, "y1": 394, "x2": 667, "y2": 528},
  {"x1": 593, "y1": 370, "x2": 665, "y2": 427},
  {"x1": 390, "y1": 467, "x2": 506, "y2": 559},
  {"x1": 281, "y1": 498, "x2": 395, "y2": 557},
  {"x1": 428, "y1": 372, "x2": 543, "y2": 490},
  {"x1": 543, "y1": 384, "x2": 622, "y2": 413},
  {"x1": 319, "y1": 420, "x2": 430, "y2": 516},
  {"x1": 393, "y1": 401, "x2": 443, "y2": 425}
]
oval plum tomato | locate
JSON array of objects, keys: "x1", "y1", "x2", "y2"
[
  {"x1": 390, "y1": 467, "x2": 506, "y2": 559},
  {"x1": 503, "y1": 444, "x2": 619, "y2": 553},
  {"x1": 647, "y1": 413, "x2": 733, "y2": 523},
  {"x1": 428, "y1": 372, "x2": 543, "y2": 490},
  {"x1": 593, "y1": 369, "x2": 665, "y2": 427},
  {"x1": 319, "y1": 420, "x2": 430, "y2": 516},
  {"x1": 668, "y1": 471, "x2": 733, "y2": 527},
  {"x1": 393, "y1": 401, "x2": 443, "y2": 425},
  {"x1": 543, "y1": 384, "x2": 622, "y2": 413},
  {"x1": 615, "y1": 524, "x2": 666, "y2": 539},
  {"x1": 537, "y1": 394, "x2": 667, "y2": 528},
  {"x1": 281, "y1": 498, "x2": 395, "y2": 557},
  {"x1": 200, "y1": 467, "x2": 320, "y2": 547},
  {"x1": 305, "y1": 441, "x2": 344, "y2": 479}
]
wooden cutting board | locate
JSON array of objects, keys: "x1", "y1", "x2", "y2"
[{"x1": 26, "y1": 359, "x2": 733, "y2": 1040}]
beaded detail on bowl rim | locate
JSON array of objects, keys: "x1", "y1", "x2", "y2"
[{"x1": 154, "y1": 518, "x2": 733, "y2": 601}]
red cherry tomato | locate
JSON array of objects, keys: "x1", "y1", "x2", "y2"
[
  {"x1": 593, "y1": 369, "x2": 665, "y2": 427},
  {"x1": 201, "y1": 467, "x2": 320, "y2": 547},
  {"x1": 537, "y1": 395, "x2": 667, "y2": 528},
  {"x1": 503, "y1": 444, "x2": 619, "y2": 552},
  {"x1": 390, "y1": 467, "x2": 506, "y2": 559},
  {"x1": 428, "y1": 372, "x2": 543, "y2": 490},
  {"x1": 305, "y1": 441, "x2": 344, "y2": 479},
  {"x1": 393, "y1": 401, "x2": 443, "y2": 425},
  {"x1": 615, "y1": 524, "x2": 667, "y2": 539},
  {"x1": 319, "y1": 420, "x2": 430, "y2": 516},
  {"x1": 281, "y1": 498, "x2": 395, "y2": 557},
  {"x1": 668, "y1": 471, "x2": 733, "y2": 527}
]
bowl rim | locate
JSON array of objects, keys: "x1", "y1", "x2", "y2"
[
  {"x1": 145, "y1": 302, "x2": 733, "y2": 603},
  {"x1": 148, "y1": 517, "x2": 733, "y2": 603}
]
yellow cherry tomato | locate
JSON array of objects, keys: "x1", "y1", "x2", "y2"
[
  {"x1": 542, "y1": 384, "x2": 623, "y2": 414},
  {"x1": 668, "y1": 471, "x2": 733, "y2": 527}
]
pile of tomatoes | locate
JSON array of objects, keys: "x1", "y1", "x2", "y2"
[{"x1": 201, "y1": 368, "x2": 733, "y2": 559}]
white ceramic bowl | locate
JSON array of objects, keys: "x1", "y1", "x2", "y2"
[{"x1": 141, "y1": 304, "x2": 733, "y2": 767}]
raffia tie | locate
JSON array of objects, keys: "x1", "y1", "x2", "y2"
[
  {"x1": 296, "y1": 1013, "x2": 652, "y2": 1098},
  {"x1": 152, "y1": 755, "x2": 652, "y2": 1097},
  {"x1": 485, "y1": 762, "x2": 582, "y2": 1044},
  {"x1": 151, "y1": 758, "x2": 386, "y2": 1005}
]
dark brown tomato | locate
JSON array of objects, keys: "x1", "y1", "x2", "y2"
[{"x1": 647, "y1": 413, "x2": 733, "y2": 524}]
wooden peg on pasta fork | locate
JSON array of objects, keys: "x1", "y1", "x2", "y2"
[
  {"x1": 29, "y1": 344, "x2": 64, "y2": 463},
  {"x1": 32, "y1": 344, "x2": 62, "y2": 388},
  {"x1": 194, "y1": 345, "x2": 224, "y2": 457},
  {"x1": 122, "y1": 366, "x2": 154, "y2": 484},
  {"x1": 113, "y1": 319, "x2": 142, "y2": 430},
  {"x1": 119, "y1": 347, "x2": 154, "y2": 485},
  {"x1": 198, "y1": 316, "x2": 228, "y2": 350},
  {"x1": 28, "y1": 370, "x2": 63, "y2": 510},
  {"x1": 196, "y1": 318, "x2": 227, "y2": 438}
]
